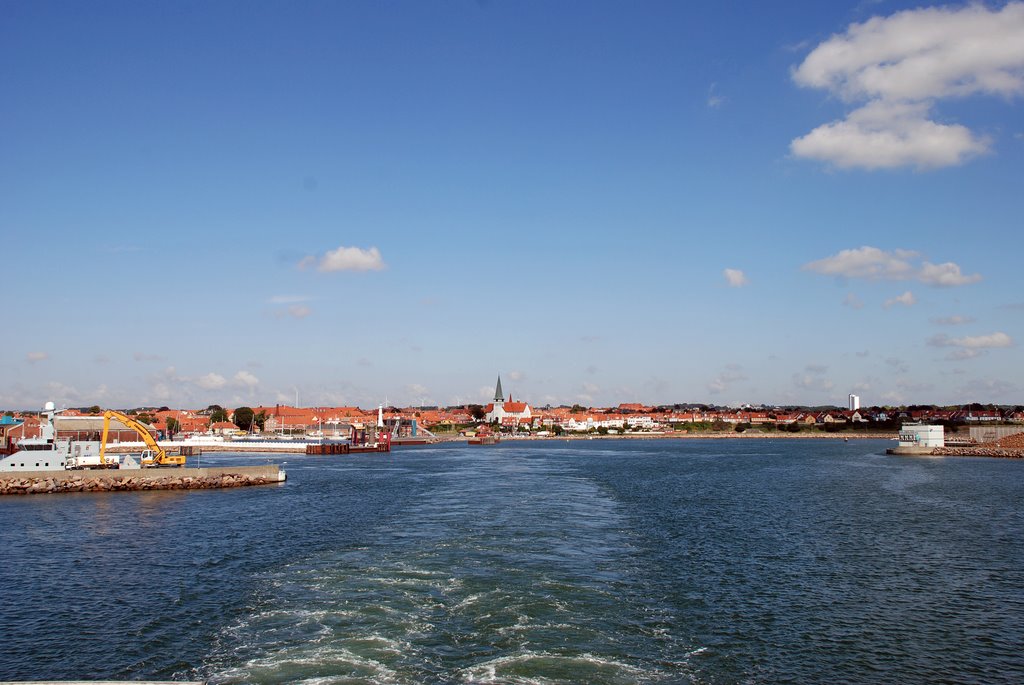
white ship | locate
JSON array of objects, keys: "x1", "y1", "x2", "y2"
[{"x1": 0, "y1": 402, "x2": 142, "y2": 472}]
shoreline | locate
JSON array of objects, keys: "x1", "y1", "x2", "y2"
[
  {"x1": 147, "y1": 431, "x2": 900, "y2": 453},
  {"x1": 435, "y1": 431, "x2": 897, "y2": 442}
]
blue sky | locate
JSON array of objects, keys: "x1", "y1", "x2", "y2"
[{"x1": 3, "y1": 0, "x2": 1022, "y2": 410}]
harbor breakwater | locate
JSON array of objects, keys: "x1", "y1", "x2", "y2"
[
  {"x1": 0, "y1": 464, "x2": 285, "y2": 496},
  {"x1": 888, "y1": 446, "x2": 1024, "y2": 458},
  {"x1": 933, "y1": 446, "x2": 1024, "y2": 458}
]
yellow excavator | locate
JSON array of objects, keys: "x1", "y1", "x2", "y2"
[{"x1": 100, "y1": 410, "x2": 185, "y2": 467}]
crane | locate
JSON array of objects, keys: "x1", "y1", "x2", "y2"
[{"x1": 99, "y1": 410, "x2": 185, "y2": 467}]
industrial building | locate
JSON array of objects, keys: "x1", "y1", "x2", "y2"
[{"x1": 898, "y1": 424, "x2": 944, "y2": 449}]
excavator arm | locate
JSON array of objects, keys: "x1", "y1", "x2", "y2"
[{"x1": 100, "y1": 410, "x2": 185, "y2": 467}]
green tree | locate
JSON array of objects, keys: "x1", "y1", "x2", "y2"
[
  {"x1": 136, "y1": 413, "x2": 154, "y2": 425},
  {"x1": 469, "y1": 405, "x2": 486, "y2": 421},
  {"x1": 234, "y1": 406, "x2": 255, "y2": 432},
  {"x1": 207, "y1": 404, "x2": 229, "y2": 423},
  {"x1": 166, "y1": 417, "x2": 180, "y2": 435},
  {"x1": 255, "y1": 410, "x2": 267, "y2": 431},
  {"x1": 88, "y1": 405, "x2": 102, "y2": 414},
  {"x1": 570, "y1": 404, "x2": 587, "y2": 413}
]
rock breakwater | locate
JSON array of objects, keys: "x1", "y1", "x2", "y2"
[
  {"x1": 0, "y1": 470, "x2": 282, "y2": 496},
  {"x1": 931, "y1": 446, "x2": 1024, "y2": 459}
]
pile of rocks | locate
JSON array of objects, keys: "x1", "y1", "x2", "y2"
[
  {"x1": 932, "y1": 446, "x2": 1024, "y2": 459},
  {"x1": 981, "y1": 431, "x2": 1024, "y2": 449},
  {"x1": 0, "y1": 472, "x2": 278, "y2": 496}
]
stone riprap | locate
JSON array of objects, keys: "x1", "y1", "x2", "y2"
[
  {"x1": 931, "y1": 446, "x2": 1024, "y2": 458},
  {"x1": 0, "y1": 464, "x2": 285, "y2": 496}
]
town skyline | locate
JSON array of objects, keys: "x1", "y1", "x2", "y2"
[
  {"x1": 4, "y1": 1, "x2": 1023, "y2": 410},
  {"x1": 4, "y1": 393, "x2": 1021, "y2": 416}
]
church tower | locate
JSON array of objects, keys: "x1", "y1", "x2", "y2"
[{"x1": 494, "y1": 375, "x2": 504, "y2": 406}]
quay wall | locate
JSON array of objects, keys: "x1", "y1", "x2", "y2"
[
  {"x1": 106, "y1": 440, "x2": 311, "y2": 453},
  {"x1": 0, "y1": 464, "x2": 285, "y2": 496}
]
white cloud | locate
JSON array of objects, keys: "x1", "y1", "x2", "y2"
[
  {"x1": 507, "y1": 370, "x2": 525, "y2": 382},
  {"x1": 790, "y1": 101, "x2": 989, "y2": 170},
  {"x1": 26, "y1": 351, "x2": 48, "y2": 363},
  {"x1": 301, "y1": 245, "x2": 385, "y2": 272},
  {"x1": 804, "y1": 246, "x2": 980, "y2": 287},
  {"x1": 884, "y1": 290, "x2": 916, "y2": 308},
  {"x1": 723, "y1": 268, "x2": 749, "y2": 287},
  {"x1": 150, "y1": 383, "x2": 172, "y2": 402},
  {"x1": 805, "y1": 246, "x2": 916, "y2": 280},
  {"x1": 931, "y1": 315, "x2": 975, "y2": 326},
  {"x1": 44, "y1": 381, "x2": 81, "y2": 403},
  {"x1": 195, "y1": 373, "x2": 227, "y2": 390},
  {"x1": 791, "y1": 3, "x2": 1024, "y2": 169},
  {"x1": 930, "y1": 332, "x2": 1013, "y2": 349},
  {"x1": 287, "y1": 304, "x2": 312, "y2": 319},
  {"x1": 928, "y1": 331, "x2": 1013, "y2": 360},
  {"x1": 793, "y1": 4, "x2": 1024, "y2": 102},
  {"x1": 707, "y1": 82, "x2": 726, "y2": 108},
  {"x1": 233, "y1": 371, "x2": 260, "y2": 389},
  {"x1": 918, "y1": 261, "x2": 983, "y2": 287}
]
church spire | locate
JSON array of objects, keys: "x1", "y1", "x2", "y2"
[{"x1": 494, "y1": 375, "x2": 504, "y2": 403}]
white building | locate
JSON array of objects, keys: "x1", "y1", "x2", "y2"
[
  {"x1": 898, "y1": 424, "x2": 944, "y2": 448},
  {"x1": 849, "y1": 394, "x2": 860, "y2": 411}
]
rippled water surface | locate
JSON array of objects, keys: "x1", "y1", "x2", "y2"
[{"x1": 2, "y1": 440, "x2": 1022, "y2": 683}]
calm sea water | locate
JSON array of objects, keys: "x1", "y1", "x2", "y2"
[{"x1": 1, "y1": 439, "x2": 1022, "y2": 684}]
